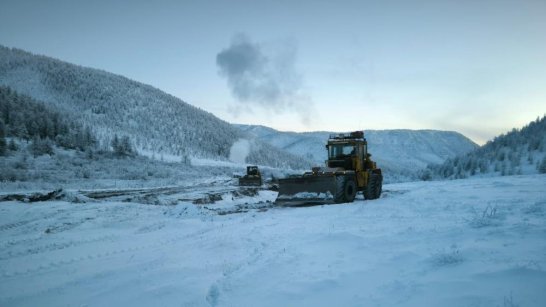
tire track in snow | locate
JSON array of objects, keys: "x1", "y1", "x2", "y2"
[
  {"x1": 0, "y1": 256, "x2": 169, "y2": 305},
  {"x1": 1, "y1": 226, "x2": 215, "y2": 278},
  {"x1": 0, "y1": 236, "x2": 42, "y2": 250},
  {"x1": 134, "y1": 222, "x2": 165, "y2": 234},
  {"x1": 0, "y1": 212, "x2": 59, "y2": 233},
  {"x1": 0, "y1": 220, "x2": 32, "y2": 232},
  {"x1": 0, "y1": 234, "x2": 118, "y2": 261},
  {"x1": 206, "y1": 238, "x2": 269, "y2": 306}
]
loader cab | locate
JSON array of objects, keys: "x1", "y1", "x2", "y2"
[
  {"x1": 326, "y1": 131, "x2": 368, "y2": 170},
  {"x1": 328, "y1": 144, "x2": 354, "y2": 159},
  {"x1": 326, "y1": 141, "x2": 365, "y2": 170}
]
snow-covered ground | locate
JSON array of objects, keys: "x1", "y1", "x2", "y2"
[{"x1": 1, "y1": 175, "x2": 545, "y2": 306}]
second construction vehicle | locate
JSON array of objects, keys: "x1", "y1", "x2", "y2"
[
  {"x1": 239, "y1": 165, "x2": 263, "y2": 186},
  {"x1": 275, "y1": 131, "x2": 382, "y2": 205}
]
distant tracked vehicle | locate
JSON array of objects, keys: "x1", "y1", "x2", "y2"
[
  {"x1": 239, "y1": 166, "x2": 263, "y2": 186},
  {"x1": 276, "y1": 131, "x2": 382, "y2": 205}
]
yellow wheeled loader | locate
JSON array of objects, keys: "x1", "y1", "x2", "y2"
[{"x1": 275, "y1": 131, "x2": 382, "y2": 205}]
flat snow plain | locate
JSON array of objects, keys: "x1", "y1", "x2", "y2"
[{"x1": 1, "y1": 175, "x2": 545, "y2": 306}]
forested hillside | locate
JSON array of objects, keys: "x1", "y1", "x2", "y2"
[
  {"x1": 423, "y1": 115, "x2": 546, "y2": 180},
  {"x1": 0, "y1": 86, "x2": 100, "y2": 156},
  {"x1": 0, "y1": 46, "x2": 309, "y2": 169},
  {"x1": 0, "y1": 85, "x2": 144, "y2": 183}
]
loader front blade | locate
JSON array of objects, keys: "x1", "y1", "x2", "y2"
[{"x1": 275, "y1": 175, "x2": 338, "y2": 206}]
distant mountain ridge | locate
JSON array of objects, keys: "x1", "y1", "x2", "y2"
[
  {"x1": 237, "y1": 124, "x2": 479, "y2": 181},
  {"x1": 0, "y1": 45, "x2": 310, "y2": 169}
]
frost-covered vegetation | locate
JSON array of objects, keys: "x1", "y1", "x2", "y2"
[
  {"x1": 423, "y1": 116, "x2": 546, "y2": 180},
  {"x1": 0, "y1": 86, "x2": 99, "y2": 154},
  {"x1": 0, "y1": 85, "x2": 231, "y2": 190},
  {"x1": 1, "y1": 141, "x2": 189, "y2": 191},
  {"x1": 0, "y1": 46, "x2": 310, "y2": 169}
]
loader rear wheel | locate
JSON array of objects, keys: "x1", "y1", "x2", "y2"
[
  {"x1": 335, "y1": 176, "x2": 357, "y2": 203},
  {"x1": 364, "y1": 173, "x2": 382, "y2": 200}
]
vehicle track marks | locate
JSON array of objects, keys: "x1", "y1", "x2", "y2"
[
  {"x1": 0, "y1": 234, "x2": 117, "y2": 261},
  {"x1": 1, "y1": 227, "x2": 214, "y2": 278}
]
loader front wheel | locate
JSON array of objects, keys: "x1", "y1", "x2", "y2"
[
  {"x1": 335, "y1": 176, "x2": 357, "y2": 203},
  {"x1": 344, "y1": 179, "x2": 357, "y2": 203},
  {"x1": 364, "y1": 173, "x2": 382, "y2": 200}
]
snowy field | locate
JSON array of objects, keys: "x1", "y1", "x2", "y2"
[{"x1": 1, "y1": 175, "x2": 545, "y2": 306}]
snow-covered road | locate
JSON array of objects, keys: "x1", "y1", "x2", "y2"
[{"x1": 1, "y1": 175, "x2": 545, "y2": 306}]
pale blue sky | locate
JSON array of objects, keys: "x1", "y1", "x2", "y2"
[{"x1": 1, "y1": 0, "x2": 545, "y2": 144}]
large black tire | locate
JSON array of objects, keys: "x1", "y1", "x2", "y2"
[
  {"x1": 363, "y1": 173, "x2": 383, "y2": 200},
  {"x1": 334, "y1": 176, "x2": 357, "y2": 203},
  {"x1": 344, "y1": 179, "x2": 357, "y2": 202}
]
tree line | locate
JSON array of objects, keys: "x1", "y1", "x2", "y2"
[
  {"x1": 422, "y1": 115, "x2": 546, "y2": 179},
  {"x1": 0, "y1": 86, "x2": 133, "y2": 157}
]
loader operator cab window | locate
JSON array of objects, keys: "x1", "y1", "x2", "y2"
[{"x1": 328, "y1": 144, "x2": 355, "y2": 159}]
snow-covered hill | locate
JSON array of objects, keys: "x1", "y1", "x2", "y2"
[
  {"x1": 237, "y1": 124, "x2": 478, "y2": 181},
  {"x1": 424, "y1": 115, "x2": 546, "y2": 179},
  {"x1": 1, "y1": 174, "x2": 545, "y2": 306},
  {"x1": 0, "y1": 46, "x2": 309, "y2": 169}
]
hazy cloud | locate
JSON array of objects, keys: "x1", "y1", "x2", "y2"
[{"x1": 216, "y1": 34, "x2": 315, "y2": 124}]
